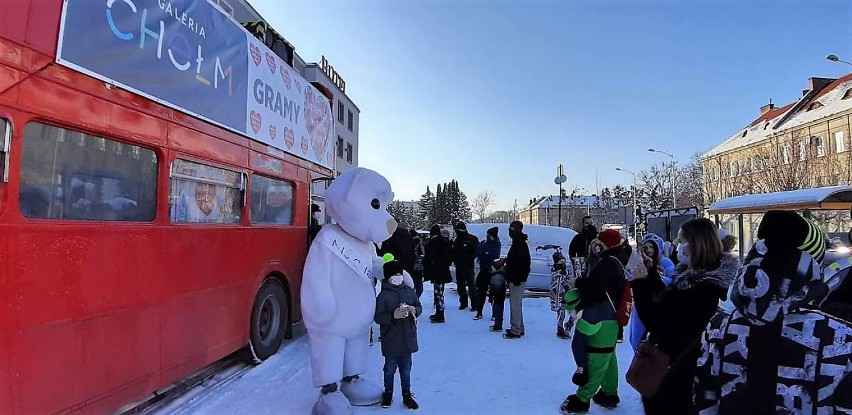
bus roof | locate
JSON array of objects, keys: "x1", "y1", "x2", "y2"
[{"x1": 708, "y1": 185, "x2": 852, "y2": 214}]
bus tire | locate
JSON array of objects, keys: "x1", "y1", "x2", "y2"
[{"x1": 249, "y1": 279, "x2": 288, "y2": 361}]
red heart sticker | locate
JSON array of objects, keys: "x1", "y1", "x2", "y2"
[
  {"x1": 300, "y1": 136, "x2": 309, "y2": 153},
  {"x1": 269, "y1": 125, "x2": 277, "y2": 140},
  {"x1": 265, "y1": 52, "x2": 276, "y2": 74},
  {"x1": 295, "y1": 81, "x2": 302, "y2": 93},
  {"x1": 250, "y1": 111, "x2": 262, "y2": 134},
  {"x1": 249, "y1": 44, "x2": 261, "y2": 66},
  {"x1": 284, "y1": 127, "x2": 295, "y2": 149},
  {"x1": 280, "y1": 66, "x2": 291, "y2": 90}
]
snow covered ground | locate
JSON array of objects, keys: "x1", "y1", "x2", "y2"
[{"x1": 154, "y1": 285, "x2": 642, "y2": 414}]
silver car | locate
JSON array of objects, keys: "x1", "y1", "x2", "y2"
[{"x1": 449, "y1": 223, "x2": 578, "y2": 292}]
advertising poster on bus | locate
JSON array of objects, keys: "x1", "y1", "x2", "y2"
[{"x1": 55, "y1": 0, "x2": 335, "y2": 170}]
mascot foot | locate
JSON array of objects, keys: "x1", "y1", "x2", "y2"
[
  {"x1": 340, "y1": 376, "x2": 382, "y2": 406},
  {"x1": 312, "y1": 391, "x2": 353, "y2": 415}
]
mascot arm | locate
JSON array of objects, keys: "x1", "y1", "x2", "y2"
[{"x1": 302, "y1": 244, "x2": 338, "y2": 325}]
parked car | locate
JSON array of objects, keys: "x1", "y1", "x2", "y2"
[{"x1": 449, "y1": 223, "x2": 577, "y2": 292}]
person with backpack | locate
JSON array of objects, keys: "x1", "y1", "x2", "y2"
[{"x1": 560, "y1": 229, "x2": 627, "y2": 413}]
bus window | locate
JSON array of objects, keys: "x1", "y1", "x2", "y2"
[
  {"x1": 169, "y1": 159, "x2": 244, "y2": 224},
  {"x1": 250, "y1": 175, "x2": 294, "y2": 225},
  {"x1": 20, "y1": 123, "x2": 158, "y2": 221}
]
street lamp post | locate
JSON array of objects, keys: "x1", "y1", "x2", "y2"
[
  {"x1": 555, "y1": 164, "x2": 567, "y2": 228},
  {"x1": 648, "y1": 148, "x2": 677, "y2": 209},
  {"x1": 827, "y1": 54, "x2": 852, "y2": 66},
  {"x1": 616, "y1": 167, "x2": 637, "y2": 243}
]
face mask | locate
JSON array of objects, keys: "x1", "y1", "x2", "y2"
[
  {"x1": 389, "y1": 275, "x2": 404, "y2": 286},
  {"x1": 677, "y1": 243, "x2": 690, "y2": 266}
]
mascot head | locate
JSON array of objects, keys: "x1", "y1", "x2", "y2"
[{"x1": 325, "y1": 167, "x2": 397, "y2": 244}]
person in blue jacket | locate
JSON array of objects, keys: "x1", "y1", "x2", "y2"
[
  {"x1": 473, "y1": 227, "x2": 502, "y2": 320},
  {"x1": 627, "y1": 233, "x2": 676, "y2": 352}
]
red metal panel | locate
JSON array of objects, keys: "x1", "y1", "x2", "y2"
[
  {"x1": 0, "y1": 335, "x2": 12, "y2": 415},
  {"x1": 25, "y1": 0, "x2": 62, "y2": 57},
  {"x1": 109, "y1": 105, "x2": 169, "y2": 147},
  {"x1": 11, "y1": 305, "x2": 160, "y2": 415},
  {"x1": 0, "y1": 0, "x2": 28, "y2": 46},
  {"x1": 17, "y1": 76, "x2": 112, "y2": 130},
  {"x1": 169, "y1": 124, "x2": 249, "y2": 167}
]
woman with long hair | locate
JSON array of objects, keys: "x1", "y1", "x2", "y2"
[{"x1": 630, "y1": 218, "x2": 739, "y2": 414}]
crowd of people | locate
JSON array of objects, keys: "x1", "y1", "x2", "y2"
[{"x1": 372, "y1": 212, "x2": 852, "y2": 414}]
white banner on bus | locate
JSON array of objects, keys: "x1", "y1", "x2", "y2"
[{"x1": 245, "y1": 34, "x2": 335, "y2": 170}]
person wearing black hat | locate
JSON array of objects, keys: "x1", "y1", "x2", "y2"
[
  {"x1": 570, "y1": 216, "x2": 598, "y2": 268},
  {"x1": 308, "y1": 203, "x2": 323, "y2": 243},
  {"x1": 379, "y1": 220, "x2": 418, "y2": 296},
  {"x1": 451, "y1": 221, "x2": 479, "y2": 311},
  {"x1": 504, "y1": 221, "x2": 531, "y2": 339},
  {"x1": 424, "y1": 224, "x2": 452, "y2": 323},
  {"x1": 473, "y1": 226, "x2": 502, "y2": 320},
  {"x1": 374, "y1": 258, "x2": 422, "y2": 410},
  {"x1": 694, "y1": 210, "x2": 852, "y2": 415}
]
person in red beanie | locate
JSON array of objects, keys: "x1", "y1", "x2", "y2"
[{"x1": 561, "y1": 229, "x2": 629, "y2": 412}]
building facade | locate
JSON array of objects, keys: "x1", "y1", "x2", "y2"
[
  {"x1": 519, "y1": 195, "x2": 630, "y2": 230},
  {"x1": 702, "y1": 75, "x2": 852, "y2": 203},
  {"x1": 702, "y1": 74, "x2": 852, "y2": 242}
]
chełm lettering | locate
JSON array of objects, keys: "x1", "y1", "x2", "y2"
[{"x1": 105, "y1": 0, "x2": 231, "y2": 95}]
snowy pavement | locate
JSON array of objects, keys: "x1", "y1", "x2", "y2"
[{"x1": 154, "y1": 285, "x2": 642, "y2": 414}]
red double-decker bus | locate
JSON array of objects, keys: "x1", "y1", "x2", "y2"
[{"x1": 0, "y1": 1, "x2": 335, "y2": 413}]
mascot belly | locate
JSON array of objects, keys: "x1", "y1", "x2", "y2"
[{"x1": 301, "y1": 167, "x2": 398, "y2": 415}]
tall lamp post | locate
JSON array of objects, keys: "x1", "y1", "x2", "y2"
[
  {"x1": 615, "y1": 167, "x2": 637, "y2": 243},
  {"x1": 648, "y1": 148, "x2": 677, "y2": 208},
  {"x1": 554, "y1": 164, "x2": 567, "y2": 227},
  {"x1": 827, "y1": 54, "x2": 852, "y2": 66}
]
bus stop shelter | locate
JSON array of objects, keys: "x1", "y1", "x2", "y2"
[{"x1": 708, "y1": 185, "x2": 852, "y2": 260}]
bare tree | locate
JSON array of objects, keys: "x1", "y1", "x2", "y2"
[{"x1": 471, "y1": 191, "x2": 496, "y2": 222}]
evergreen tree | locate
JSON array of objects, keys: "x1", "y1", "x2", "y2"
[
  {"x1": 432, "y1": 184, "x2": 447, "y2": 225},
  {"x1": 417, "y1": 186, "x2": 435, "y2": 229}
]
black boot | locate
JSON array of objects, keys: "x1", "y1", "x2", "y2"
[
  {"x1": 556, "y1": 326, "x2": 569, "y2": 339},
  {"x1": 489, "y1": 324, "x2": 502, "y2": 332},
  {"x1": 560, "y1": 394, "x2": 590, "y2": 413},
  {"x1": 429, "y1": 310, "x2": 445, "y2": 323},
  {"x1": 592, "y1": 391, "x2": 620, "y2": 409},
  {"x1": 402, "y1": 390, "x2": 419, "y2": 410},
  {"x1": 381, "y1": 389, "x2": 393, "y2": 408},
  {"x1": 572, "y1": 366, "x2": 589, "y2": 386}
]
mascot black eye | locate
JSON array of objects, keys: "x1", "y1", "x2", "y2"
[{"x1": 371, "y1": 198, "x2": 381, "y2": 210}]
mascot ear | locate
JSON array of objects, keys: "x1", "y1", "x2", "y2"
[{"x1": 343, "y1": 171, "x2": 365, "y2": 205}]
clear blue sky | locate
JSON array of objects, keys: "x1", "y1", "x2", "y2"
[{"x1": 251, "y1": 0, "x2": 852, "y2": 210}]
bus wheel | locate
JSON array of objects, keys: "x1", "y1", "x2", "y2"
[{"x1": 249, "y1": 279, "x2": 288, "y2": 361}]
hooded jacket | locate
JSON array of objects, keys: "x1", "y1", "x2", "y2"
[
  {"x1": 375, "y1": 279, "x2": 422, "y2": 357},
  {"x1": 641, "y1": 233, "x2": 676, "y2": 282},
  {"x1": 476, "y1": 236, "x2": 502, "y2": 272},
  {"x1": 694, "y1": 241, "x2": 852, "y2": 414}
]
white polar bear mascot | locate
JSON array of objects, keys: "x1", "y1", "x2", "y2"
[{"x1": 302, "y1": 167, "x2": 410, "y2": 415}]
